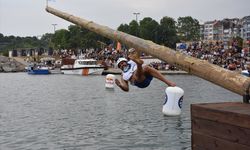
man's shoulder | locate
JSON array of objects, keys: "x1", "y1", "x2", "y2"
[{"x1": 128, "y1": 60, "x2": 136, "y2": 64}]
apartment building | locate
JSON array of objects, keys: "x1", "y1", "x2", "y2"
[
  {"x1": 203, "y1": 21, "x2": 214, "y2": 41},
  {"x1": 213, "y1": 21, "x2": 223, "y2": 41},
  {"x1": 242, "y1": 16, "x2": 250, "y2": 40},
  {"x1": 203, "y1": 20, "x2": 224, "y2": 41},
  {"x1": 200, "y1": 16, "x2": 249, "y2": 43}
]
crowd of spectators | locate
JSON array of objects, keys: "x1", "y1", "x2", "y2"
[
  {"x1": 58, "y1": 41, "x2": 250, "y2": 72},
  {"x1": 178, "y1": 41, "x2": 250, "y2": 71}
]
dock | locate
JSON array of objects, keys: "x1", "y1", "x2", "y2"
[{"x1": 191, "y1": 102, "x2": 250, "y2": 150}]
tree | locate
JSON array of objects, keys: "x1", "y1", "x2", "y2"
[
  {"x1": 177, "y1": 16, "x2": 200, "y2": 41},
  {"x1": 233, "y1": 36, "x2": 243, "y2": 49},
  {"x1": 139, "y1": 17, "x2": 159, "y2": 42},
  {"x1": 117, "y1": 24, "x2": 130, "y2": 33},
  {"x1": 67, "y1": 25, "x2": 109, "y2": 49},
  {"x1": 51, "y1": 29, "x2": 70, "y2": 49},
  {"x1": 128, "y1": 20, "x2": 139, "y2": 37},
  {"x1": 41, "y1": 33, "x2": 53, "y2": 48},
  {"x1": 67, "y1": 25, "x2": 83, "y2": 49},
  {"x1": 158, "y1": 16, "x2": 179, "y2": 48}
]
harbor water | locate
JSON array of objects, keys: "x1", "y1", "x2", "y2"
[{"x1": 0, "y1": 73, "x2": 241, "y2": 150}]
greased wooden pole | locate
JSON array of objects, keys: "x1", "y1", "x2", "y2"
[{"x1": 46, "y1": 6, "x2": 250, "y2": 98}]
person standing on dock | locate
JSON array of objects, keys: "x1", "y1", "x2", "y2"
[{"x1": 115, "y1": 48, "x2": 176, "y2": 91}]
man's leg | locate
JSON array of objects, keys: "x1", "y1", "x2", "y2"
[
  {"x1": 144, "y1": 66, "x2": 176, "y2": 86},
  {"x1": 128, "y1": 50, "x2": 145, "y2": 82}
]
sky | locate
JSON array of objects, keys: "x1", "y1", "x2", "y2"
[{"x1": 0, "y1": 0, "x2": 250, "y2": 37}]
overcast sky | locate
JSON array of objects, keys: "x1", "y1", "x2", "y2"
[{"x1": 0, "y1": 0, "x2": 250, "y2": 37}]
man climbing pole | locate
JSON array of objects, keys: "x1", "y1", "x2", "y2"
[{"x1": 115, "y1": 48, "x2": 176, "y2": 91}]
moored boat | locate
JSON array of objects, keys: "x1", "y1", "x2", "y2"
[
  {"x1": 241, "y1": 70, "x2": 250, "y2": 77},
  {"x1": 27, "y1": 64, "x2": 50, "y2": 75},
  {"x1": 61, "y1": 58, "x2": 104, "y2": 75}
]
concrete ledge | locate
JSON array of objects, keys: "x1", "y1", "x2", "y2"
[{"x1": 102, "y1": 68, "x2": 188, "y2": 75}]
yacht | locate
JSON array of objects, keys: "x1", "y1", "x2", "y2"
[{"x1": 61, "y1": 58, "x2": 104, "y2": 75}]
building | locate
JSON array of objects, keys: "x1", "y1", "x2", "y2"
[
  {"x1": 200, "y1": 16, "x2": 249, "y2": 44},
  {"x1": 199, "y1": 24, "x2": 204, "y2": 41},
  {"x1": 203, "y1": 21, "x2": 214, "y2": 41},
  {"x1": 221, "y1": 18, "x2": 241, "y2": 42},
  {"x1": 202, "y1": 20, "x2": 224, "y2": 41},
  {"x1": 8, "y1": 48, "x2": 53, "y2": 58},
  {"x1": 213, "y1": 21, "x2": 224, "y2": 41},
  {"x1": 242, "y1": 16, "x2": 250, "y2": 41}
]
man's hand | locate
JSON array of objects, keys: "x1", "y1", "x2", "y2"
[
  {"x1": 169, "y1": 82, "x2": 176, "y2": 87},
  {"x1": 115, "y1": 79, "x2": 121, "y2": 87},
  {"x1": 170, "y1": 83, "x2": 176, "y2": 87},
  {"x1": 115, "y1": 79, "x2": 129, "y2": 92}
]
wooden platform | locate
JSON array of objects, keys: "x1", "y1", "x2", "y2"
[{"x1": 191, "y1": 102, "x2": 250, "y2": 150}]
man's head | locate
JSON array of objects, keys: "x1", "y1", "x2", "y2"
[{"x1": 116, "y1": 58, "x2": 128, "y2": 70}]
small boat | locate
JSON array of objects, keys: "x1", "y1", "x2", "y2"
[
  {"x1": 61, "y1": 58, "x2": 104, "y2": 75},
  {"x1": 27, "y1": 64, "x2": 50, "y2": 75},
  {"x1": 241, "y1": 70, "x2": 250, "y2": 77}
]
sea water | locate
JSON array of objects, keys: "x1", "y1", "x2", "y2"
[{"x1": 0, "y1": 73, "x2": 241, "y2": 150}]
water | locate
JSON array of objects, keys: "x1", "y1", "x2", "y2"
[{"x1": 0, "y1": 73, "x2": 241, "y2": 150}]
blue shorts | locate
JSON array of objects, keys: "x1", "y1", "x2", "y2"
[{"x1": 134, "y1": 74, "x2": 153, "y2": 88}]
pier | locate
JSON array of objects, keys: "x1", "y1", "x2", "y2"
[{"x1": 191, "y1": 102, "x2": 250, "y2": 150}]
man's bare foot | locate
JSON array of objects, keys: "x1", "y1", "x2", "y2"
[
  {"x1": 128, "y1": 48, "x2": 140, "y2": 57},
  {"x1": 128, "y1": 49, "x2": 144, "y2": 65}
]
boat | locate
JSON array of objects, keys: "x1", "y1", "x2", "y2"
[
  {"x1": 241, "y1": 70, "x2": 250, "y2": 77},
  {"x1": 27, "y1": 64, "x2": 50, "y2": 75},
  {"x1": 60, "y1": 58, "x2": 104, "y2": 75}
]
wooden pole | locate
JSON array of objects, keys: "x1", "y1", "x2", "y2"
[{"x1": 46, "y1": 6, "x2": 250, "y2": 98}]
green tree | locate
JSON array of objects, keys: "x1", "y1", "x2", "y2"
[
  {"x1": 66, "y1": 25, "x2": 109, "y2": 49},
  {"x1": 52, "y1": 29, "x2": 70, "y2": 49},
  {"x1": 128, "y1": 20, "x2": 139, "y2": 37},
  {"x1": 158, "y1": 16, "x2": 179, "y2": 48},
  {"x1": 68, "y1": 25, "x2": 83, "y2": 49},
  {"x1": 139, "y1": 17, "x2": 159, "y2": 42},
  {"x1": 233, "y1": 36, "x2": 243, "y2": 49},
  {"x1": 117, "y1": 24, "x2": 130, "y2": 33},
  {"x1": 0, "y1": 33, "x2": 4, "y2": 41},
  {"x1": 177, "y1": 16, "x2": 200, "y2": 41},
  {"x1": 40, "y1": 33, "x2": 53, "y2": 48}
]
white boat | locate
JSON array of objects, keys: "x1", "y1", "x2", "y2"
[
  {"x1": 241, "y1": 70, "x2": 250, "y2": 77},
  {"x1": 61, "y1": 58, "x2": 104, "y2": 75}
]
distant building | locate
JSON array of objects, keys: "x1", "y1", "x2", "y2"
[
  {"x1": 202, "y1": 20, "x2": 224, "y2": 41},
  {"x1": 200, "y1": 16, "x2": 249, "y2": 44},
  {"x1": 213, "y1": 21, "x2": 224, "y2": 41},
  {"x1": 222, "y1": 18, "x2": 241, "y2": 42},
  {"x1": 203, "y1": 21, "x2": 214, "y2": 41},
  {"x1": 199, "y1": 24, "x2": 204, "y2": 41},
  {"x1": 8, "y1": 48, "x2": 52, "y2": 57},
  {"x1": 242, "y1": 16, "x2": 250, "y2": 40}
]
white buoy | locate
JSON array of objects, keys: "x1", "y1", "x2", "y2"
[
  {"x1": 105, "y1": 74, "x2": 116, "y2": 89},
  {"x1": 162, "y1": 86, "x2": 184, "y2": 116}
]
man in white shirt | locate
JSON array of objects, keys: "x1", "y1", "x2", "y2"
[{"x1": 115, "y1": 48, "x2": 176, "y2": 92}]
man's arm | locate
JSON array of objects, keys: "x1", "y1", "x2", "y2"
[{"x1": 115, "y1": 77, "x2": 129, "y2": 92}]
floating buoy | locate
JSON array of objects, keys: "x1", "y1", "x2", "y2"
[
  {"x1": 241, "y1": 70, "x2": 249, "y2": 77},
  {"x1": 105, "y1": 74, "x2": 116, "y2": 89},
  {"x1": 162, "y1": 87, "x2": 184, "y2": 116}
]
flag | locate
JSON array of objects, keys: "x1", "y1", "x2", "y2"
[
  {"x1": 116, "y1": 42, "x2": 121, "y2": 52},
  {"x1": 46, "y1": 0, "x2": 56, "y2": 6}
]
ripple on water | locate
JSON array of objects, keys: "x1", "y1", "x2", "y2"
[{"x1": 0, "y1": 73, "x2": 240, "y2": 150}]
